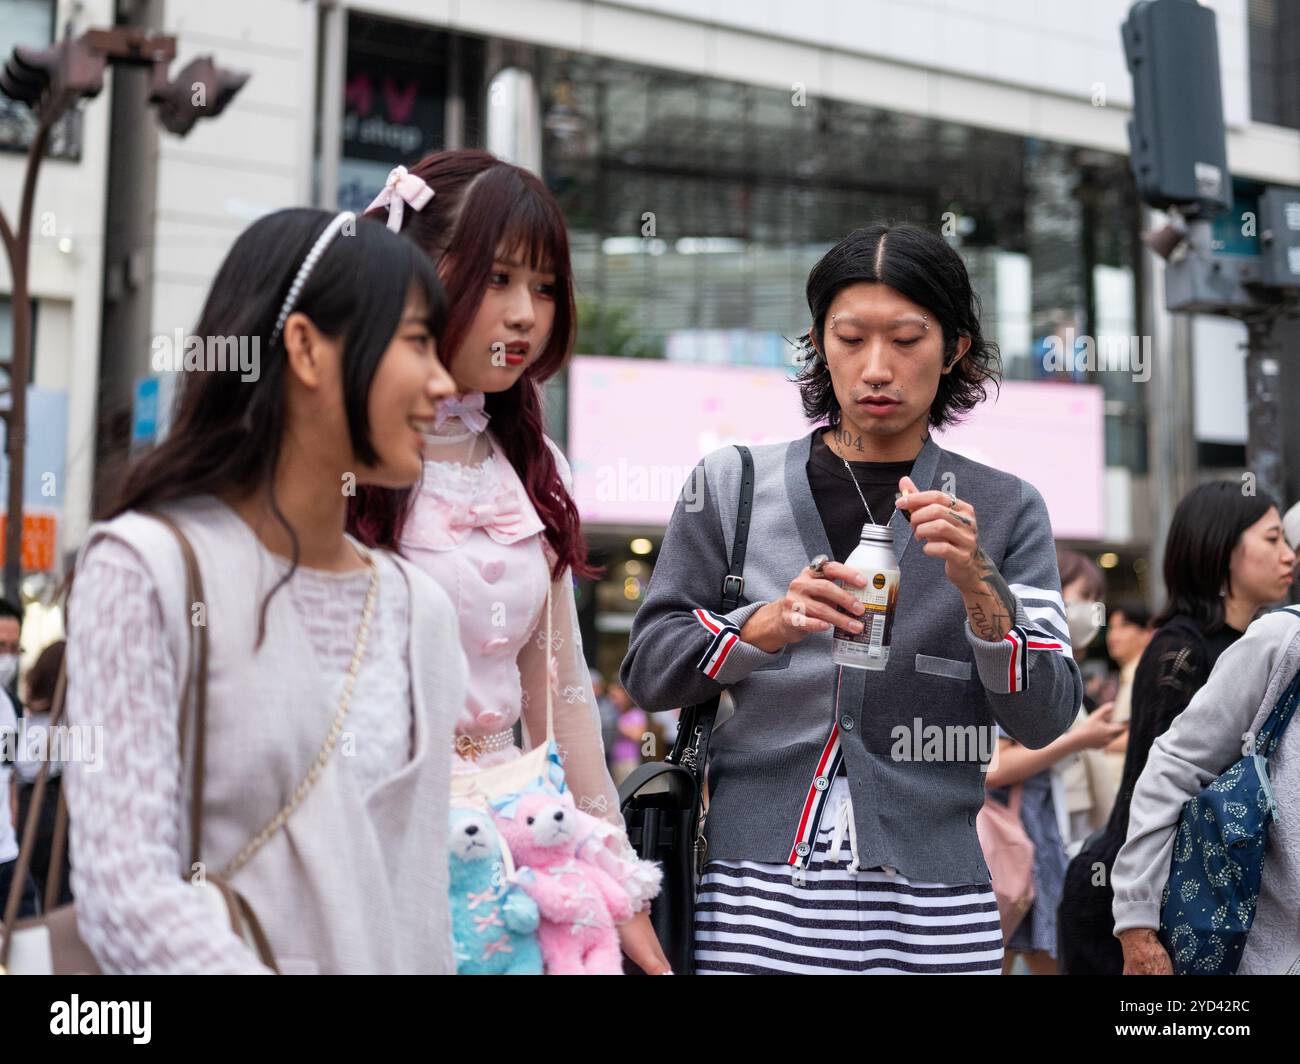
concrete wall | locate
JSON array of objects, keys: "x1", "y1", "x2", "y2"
[{"x1": 350, "y1": 0, "x2": 1298, "y2": 182}]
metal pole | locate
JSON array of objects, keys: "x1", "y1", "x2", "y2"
[
  {"x1": 1243, "y1": 312, "x2": 1285, "y2": 509},
  {"x1": 316, "y1": 0, "x2": 344, "y2": 209},
  {"x1": 1, "y1": 120, "x2": 51, "y2": 600},
  {"x1": 1141, "y1": 208, "x2": 1196, "y2": 615}
]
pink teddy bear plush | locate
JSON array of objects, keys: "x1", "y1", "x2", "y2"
[{"x1": 493, "y1": 792, "x2": 634, "y2": 974}]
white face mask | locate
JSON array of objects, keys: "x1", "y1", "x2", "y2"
[
  {"x1": 1065, "y1": 602, "x2": 1102, "y2": 651},
  {"x1": 0, "y1": 653, "x2": 18, "y2": 689}
]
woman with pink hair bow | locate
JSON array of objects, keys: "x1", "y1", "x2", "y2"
[{"x1": 350, "y1": 151, "x2": 669, "y2": 975}]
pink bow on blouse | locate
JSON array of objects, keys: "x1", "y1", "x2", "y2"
[
  {"x1": 446, "y1": 487, "x2": 527, "y2": 542},
  {"x1": 366, "y1": 165, "x2": 434, "y2": 232},
  {"x1": 403, "y1": 469, "x2": 545, "y2": 551}
]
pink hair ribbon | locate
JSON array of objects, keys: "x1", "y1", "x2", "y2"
[{"x1": 366, "y1": 165, "x2": 434, "y2": 232}]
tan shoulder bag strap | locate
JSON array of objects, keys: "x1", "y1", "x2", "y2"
[{"x1": 142, "y1": 510, "x2": 210, "y2": 871}]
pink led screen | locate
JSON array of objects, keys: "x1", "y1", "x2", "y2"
[{"x1": 567, "y1": 356, "x2": 1104, "y2": 539}]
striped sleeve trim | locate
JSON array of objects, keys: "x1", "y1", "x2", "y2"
[
  {"x1": 1002, "y1": 627, "x2": 1029, "y2": 693},
  {"x1": 1008, "y1": 582, "x2": 1073, "y2": 656},
  {"x1": 998, "y1": 625, "x2": 1069, "y2": 693},
  {"x1": 968, "y1": 600, "x2": 1073, "y2": 694},
  {"x1": 698, "y1": 627, "x2": 741, "y2": 679},
  {"x1": 693, "y1": 607, "x2": 727, "y2": 634},
  {"x1": 1009, "y1": 583, "x2": 1065, "y2": 618},
  {"x1": 695, "y1": 608, "x2": 741, "y2": 679}
]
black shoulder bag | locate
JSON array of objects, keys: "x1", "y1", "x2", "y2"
[{"x1": 618, "y1": 444, "x2": 754, "y2": 975}]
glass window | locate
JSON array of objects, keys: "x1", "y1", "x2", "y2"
[
  {"x1": 338, "y1": 12, "x2": 453, "y2": 212},
  {"x1": 538, "y1": 50, "x2": 1146, "y2": 470},
  {"x1": 1249, "y1": 0, "x2": 1300, "y2": 130}
]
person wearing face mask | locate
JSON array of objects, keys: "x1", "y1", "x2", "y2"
[
  {"x1": 984, "y1": 549, "x2": 1125, "y2": 974},
  {"x1": 0, "y1": 599, "x2": 23, "y2": 710},
  {"x1": 1053, "y1": 550, "x2": 1123, "y2": 851},
  {"x1": 0, "y1": 602, "x2": 39, "y2": 920},
  {"x1": 1059, "y1": 481, "x2": 1296, "y2": 974}
]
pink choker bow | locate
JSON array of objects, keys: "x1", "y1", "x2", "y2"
[{"x1": 434, "y1": 392, "x2": 490, "y2": 434}]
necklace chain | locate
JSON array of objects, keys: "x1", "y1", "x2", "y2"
[
  {"x1": 218, "y1": 548, "x2": 379, "y2": 879},
  {"x1": 840, "y1": 457, "x2": 877, "y2": 526}
]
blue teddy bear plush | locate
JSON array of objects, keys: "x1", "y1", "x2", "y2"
[{"x1": 449, "y1": 806, "x2": 543, "y2": 975}]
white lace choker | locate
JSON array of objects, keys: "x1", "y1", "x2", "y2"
[{"x1": 422, "y1": 414, "x2": 484, "y2": 448}]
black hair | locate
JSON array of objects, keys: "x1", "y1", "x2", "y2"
[
  {"x1": 107, "y1": 208, "x2": 447, "y2": 643},
  {"x1": 0, "y1": 599, "x2": 21, "y2": 628},
  {"x1": 793, "y1": 223, "x2": 1000, "y2": 429},
  {"x1": 1109, "y1": 600, "x2": 1153, "y2": 629},
  {"x1": 1154, "y1": 481, "x2": 1278, "y2": 633}
]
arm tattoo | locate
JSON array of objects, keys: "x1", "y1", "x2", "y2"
[{"x1": 963, "y1": 545, "x2": 1017, "y2": 641}]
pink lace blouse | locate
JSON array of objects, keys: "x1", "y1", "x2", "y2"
[{"x1": 400, "y1": 412, "x2": 621, "y2": 824}]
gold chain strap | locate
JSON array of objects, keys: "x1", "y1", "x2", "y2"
[{"x1": 217, "y1": 549, "x2": 380, "y2": 879}]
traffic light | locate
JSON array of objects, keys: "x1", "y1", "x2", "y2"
[
  {"x1": 1121, "y1": 0, "x2": 1231, "y2": 215},
  {"x1": 149, "y1": 56, "x2": 249, "y2": 136},
  {"x1": 1257, "y1": 187, "x2": 1300, "y2": 290},
  {"x1": 0, "y1": 37, "x2": 106, "y2": 122}
]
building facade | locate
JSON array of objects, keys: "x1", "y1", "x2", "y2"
[{"x1": 2, "y1": 0, "x2": 1297, "y2": 670}]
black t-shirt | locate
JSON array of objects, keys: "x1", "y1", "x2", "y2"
[
  {"x1": 807, "y1": 430, "x2": 915, "y2": 776},
  {"x1": 806, "y1": 428, "x2": 915, "y2": 563}
]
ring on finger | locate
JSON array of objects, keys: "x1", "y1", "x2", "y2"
[
  {"x1": 946, "y1": 491, "x2": 958, "y2": 509},
  {"x1": 808, "y1": 553, "x2": 830, "y2": 576}
]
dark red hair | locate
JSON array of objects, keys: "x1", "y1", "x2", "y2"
[{"x1": 348, "y1": 149, "x2": 596, "y2": 580}]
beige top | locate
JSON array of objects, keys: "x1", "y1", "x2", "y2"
[{"x1": 64, "y1": 497, "x2": 466, "y2": 974}]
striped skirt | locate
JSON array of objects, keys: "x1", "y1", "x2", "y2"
[{"x1": 694, "y1": 778, "x2": 1004, "y2": 974}]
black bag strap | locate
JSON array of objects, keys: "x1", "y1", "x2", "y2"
[{"x1": 667, "y1": 444, "x2": 755, "y2": 776}]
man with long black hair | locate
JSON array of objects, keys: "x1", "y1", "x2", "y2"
[{"x1": 622, "y1": 223, "x2": 1082, "y2": 974}]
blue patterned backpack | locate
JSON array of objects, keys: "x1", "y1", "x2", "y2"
[{"x1": 1158, "y1": 606, "x2": 1300, "y2": 975}]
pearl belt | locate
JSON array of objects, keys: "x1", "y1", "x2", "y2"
[{"x1": 453, "y1": 728, "x2": 516, "y2": 761}]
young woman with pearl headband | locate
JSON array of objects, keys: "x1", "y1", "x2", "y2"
[
  {"x1": 350, "y1": 151, "x2": 670, "y2": 975},
  {"x1": 59, "y1": 208, "x2": 467, "y2": 973}
]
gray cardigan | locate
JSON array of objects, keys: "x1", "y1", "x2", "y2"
[
  {"x1": 1112, "y1": 606, "x2": 1300, "y2": 974},
  {"x1": 620, "y1": 430, "x2": 1082, "y2": 883}
]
